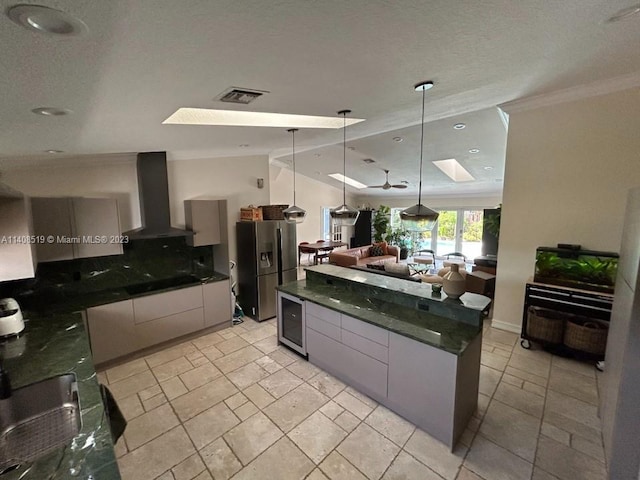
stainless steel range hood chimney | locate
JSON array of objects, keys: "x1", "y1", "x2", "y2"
[{"x1": 123, "y1": 151, "x2": 193, "y2": 240}]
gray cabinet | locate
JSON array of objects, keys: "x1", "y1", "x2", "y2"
[
  {"x1": 302, "y1": 299, "x2": 482, "y2": 450},
  {"x1": 203, "y1": 280, "x2": 232, "y2": 327},
  {"x1": 31, "y1": 197, "x2": 122, "y2": 262},
  {"x1": 86, "y1": 284, "x2": 229, "y2": 365},
  {"x1": 86, "y1": 300, "x2": 137, "y2": 364},
  {"x1": 0, "y1": 196, "x2": 36, "y2": 281},
  {"x1": 304, "y1": 303, "x2": 389, "y2": 400},
  {"x1": 185, "y1": 199, "x2": 223, "y2": 246},
  {"x1": 31, "y1": 197, "x2": 74, "y2": 262}
]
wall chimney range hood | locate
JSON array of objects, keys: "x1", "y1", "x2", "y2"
[{"x1": 123, "y1": 151, "x2": 193, "y2": 240}]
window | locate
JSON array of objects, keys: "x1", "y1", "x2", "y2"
[
  {"x1": 389, "y1": 206, "x2": 484, "y2": 258},
  {"x1": 321, "y1": 207, "x2": 343, "y2": 242}
]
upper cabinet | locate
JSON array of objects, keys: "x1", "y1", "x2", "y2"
[
  {"x1": 0, "y1": 195, "x2": 36, "y2": 281},
  {"x1": 31, "y1": 197, "x2": 123, "y2": 262},
  {"x1": 185, "y1": 199, "x2": 224, "y2": 246}
]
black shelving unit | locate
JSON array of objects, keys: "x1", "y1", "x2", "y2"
[
  {"x1": 520, "y1": 279, "x2": 614, "y2": 363},
  {"x1": 351, "y1": 210, "x2": 372, "y2": 248}
]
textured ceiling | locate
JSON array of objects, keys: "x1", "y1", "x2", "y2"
[{"x1": 1, "y1": 0, "x2": 639, "y2": 197}]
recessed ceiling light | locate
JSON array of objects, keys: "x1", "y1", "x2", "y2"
[
  {"x1": 328, "y1": 173, "x2": 367, "y2": 189},
  {"x1": 238, "y1": 144, "x2": 249, "y2": 147},
  {"x1": 483, "y1": 166, "x2": 493, "y2": 170},
  {"x1": 469, "y1": 148, "x2": 480, "y2": 154},
  {"x1": 7, "y1": 4, "x2": 87, "y2": 35},
  {"x1": 453, "y1": 123, "x2": 466, "y2": 130},
  {"x1": 31, "y1": 107, "x2": 72, "y2": 116},
  {"x1": 606, "y1": 4, "x2": 640, "y2": 23},
  {"x1": 347, "y1": 146, "x2": 356, "y2": 151},
  {"x1": 392, "y1": 136, "x2": 403, "y2": 142},
  {"x1": 163, "y1": 108, "x2": 365, "y2": 129},
  {"x1": 314, "y1": 154, "x2": 321, "y2": 157},
  {"x1": 433, "y1": 159, "x2": 475, "y2": 182},
  {"x1": 44, "y1": 149, "x2": 64, "y2": 154},
  {"x1": 362, "y1": 158, "x2": 376, "y2": 164}
]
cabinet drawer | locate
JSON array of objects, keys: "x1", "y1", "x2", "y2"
[
  {"x1": 134, "y1": 285, "x2": 203, "y2": 324},
  {"x1": 341, "y1": 315, "x2": 389, "y2": 346},
  {"x1": 306, "y1": 313, "x2": 341, "y2": 341},
  {"x1": 342, "y1": 329, "x2": 389, "y2": 364},
  {"x1": 136, "y1": 308, "x2": 204, "y2": 349},
  {"x1": 306, "y1": 302, "x2": 340, "y2": 326},
  {"x1": 342, "y1": 342, "x2": 388, "y2": 399},
  {"x1": 306, "y1": 327, "x2": 345, "y2": 373}
]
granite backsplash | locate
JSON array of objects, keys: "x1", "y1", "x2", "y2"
[{"x1": 0, "y1": 237, "x2": 215, "y2": 309}]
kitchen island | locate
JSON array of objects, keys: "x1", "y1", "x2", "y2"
[{"x1": 276, "y1": 264, "x2": 491, "y2": 449}]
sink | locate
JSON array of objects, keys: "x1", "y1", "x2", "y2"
[{"x1": 0, "y1": 373, "x2": 81, "y2": 472}]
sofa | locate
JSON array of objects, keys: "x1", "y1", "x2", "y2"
[
  {"x1": 348, "y1": 264, "x2": 422, "y2": 282},
  {"x1": 329, "y1": 242, "x2": 399, "y2": 267}
]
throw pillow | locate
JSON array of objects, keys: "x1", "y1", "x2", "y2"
[
  {"x1": 369, "y1": 244, "x2": 384, "y2": 257},
  {"x1": 376, "y1": 241, "x2": 389, "y2": 255},
  {"x1": 384, "y1": 262, "x2": 410, "y2": 276},
  {"x1": 366, "y1": 263, "x2": 386, "y2": 271}
]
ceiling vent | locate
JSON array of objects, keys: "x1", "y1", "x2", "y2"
[
  {"x1": 362, "y1": 158, "x2": 376, "y2": 164},
  {"x1": 216, "y1": 87, "x2": 268, "y2": 104}
]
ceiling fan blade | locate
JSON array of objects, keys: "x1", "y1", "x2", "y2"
[
  {"x1": 391, "y1": 184, "x2": 407, "y2": 189},
  {"x1": 368, "y1": 185, "x2": 385, "y2": 188}
]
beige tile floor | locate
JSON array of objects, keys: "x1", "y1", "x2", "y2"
[{"x1": 100, "y1": 317, "x2": 607, "y2": 480}]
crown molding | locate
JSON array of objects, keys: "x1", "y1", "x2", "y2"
[{"x1": 500, "y1": 71, "x2": 640, "y2": 114}]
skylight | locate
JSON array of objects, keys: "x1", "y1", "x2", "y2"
[
  {"x1": 163, "y1": 108, "x2": 365, "y2": 129},
  {"x1": 328, "y1": 173, "x2": 367, "y2": 189},
  {"x1": 433, "y1": 159, "x2": 475, "y2": 182}
]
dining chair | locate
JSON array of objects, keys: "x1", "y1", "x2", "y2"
[
  {"x1": 443, "y1": 251, "x2": 467, "y2": 268},
  {"x1": 413, "y1": 249, "x2": 436, "y2": 267},
  {"x1": 315, "y1": 240, "x2": 329, "y2": 264},
  {"x1": 298, "y1": 241, "x2": 314, "y2": 265}
]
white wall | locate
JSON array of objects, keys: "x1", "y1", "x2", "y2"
[
  {"x1": 492, "y1": 87, "x2": 640, "y2": 332},
  {"x1": 2, "y1": 154, "x2": 271, "y2": 264},
  {"x1": 168, "y1": 155, "x2": 271, "y2": 262},
  {"x1": 2, "y1": 156, "x2": 140, "y2": 232},
  {"x1": 269, "y1": 165, "x2": 357, "y2": 246}
]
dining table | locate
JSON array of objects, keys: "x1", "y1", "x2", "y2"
[{"x1": 300, "y1": 241, "x2": 347, "y2": 265}]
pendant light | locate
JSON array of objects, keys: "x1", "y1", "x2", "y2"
[
  {"x1": 400, "y1": 81, "x2": 439, "y2": 232},
  {"x1": 283, "y1": 128, "x2": 306, "y2": 224},
  {"x1": 330, "y1": 110, "x2": 360, "y2": 226}
]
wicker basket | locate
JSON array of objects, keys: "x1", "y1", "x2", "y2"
[
  {"x1": 563, "y1": 317, "x2": 608, "y2": 355},
  {"x1": 526, "y1": 307, "x2": 565, "y2": 344},
  {"x1": 260, "y1": 204, "x2": 288, "y2": 220}
]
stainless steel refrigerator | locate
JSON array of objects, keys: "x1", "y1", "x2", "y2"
[{"x1": 236, "y1": 220, "x2": 297, "y2": 321}]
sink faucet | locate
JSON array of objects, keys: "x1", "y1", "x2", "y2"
[{"x1": 0, "y1": 355, "x2": 11, "y2": 399}]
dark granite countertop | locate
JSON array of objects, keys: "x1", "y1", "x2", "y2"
[
  {"x1": 1, "y1": 312, "x2": 120, "y2": 479},
  {"x1": 278, "y1": 278, "x2": 482, "y2": 356},
  {"x1": 0, "y1": 272, "x2": 229, "y2": 478},
  {"x1": 21, "y1": 272, "x2": 229, "y2": 314}
]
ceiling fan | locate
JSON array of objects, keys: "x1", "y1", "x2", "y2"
[{"x1": 367, "y1": 169, "x2": 407, "y2": 190}]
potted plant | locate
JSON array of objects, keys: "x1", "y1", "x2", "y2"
[
  {"x1": 386, "y1": 227, "x2": 412, "y2": 260},
  {"x1": 372, "y1": 205, "x2": 390, "y2": 242}
]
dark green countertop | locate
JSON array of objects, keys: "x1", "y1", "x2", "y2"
[
  {"x1": 278, "y1": 278, "x2": 482, "y2": 356},
  {"x1": 1, "y1": 312, "x2": 120, "y2": 479},
  {"x1": 0, "y1": 273, "x2": 230, "y2": 479},
  {"x1": 21, "y1": 272, "x2": 229, "y2": 314}
]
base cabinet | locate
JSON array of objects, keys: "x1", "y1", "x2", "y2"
[
  {"x1": 87, "y1": 281, "x2": 230, "y2": 365},
  {"x1": 203, "y1": 279, "x2": 232, "y2": 327},
  {"x1": 302, "y1": 299, "x2": 481, "y2": 450},
  {"x1": 86, "y1": 300, "x2": 137, "y2": 364}
]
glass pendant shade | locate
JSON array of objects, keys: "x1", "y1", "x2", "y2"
[
  {"x1": 283, "y1": 205, "x2": 307, "y2": 224},
  {"x1": 330, "y1": 110, "x2": 360, "y2": 227},
  {"x1": 330, "y1": 204, "x2": 360, "y2": 226},
  {"x1": 400, "y1": 80, "x2": 438, "y2": 233},
  {"x1": 283, "y1": 128, "x2": 306, "y2": 224},
  {"x1": 400, "y1": 204, "x2": 439, "y2": 232}
]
